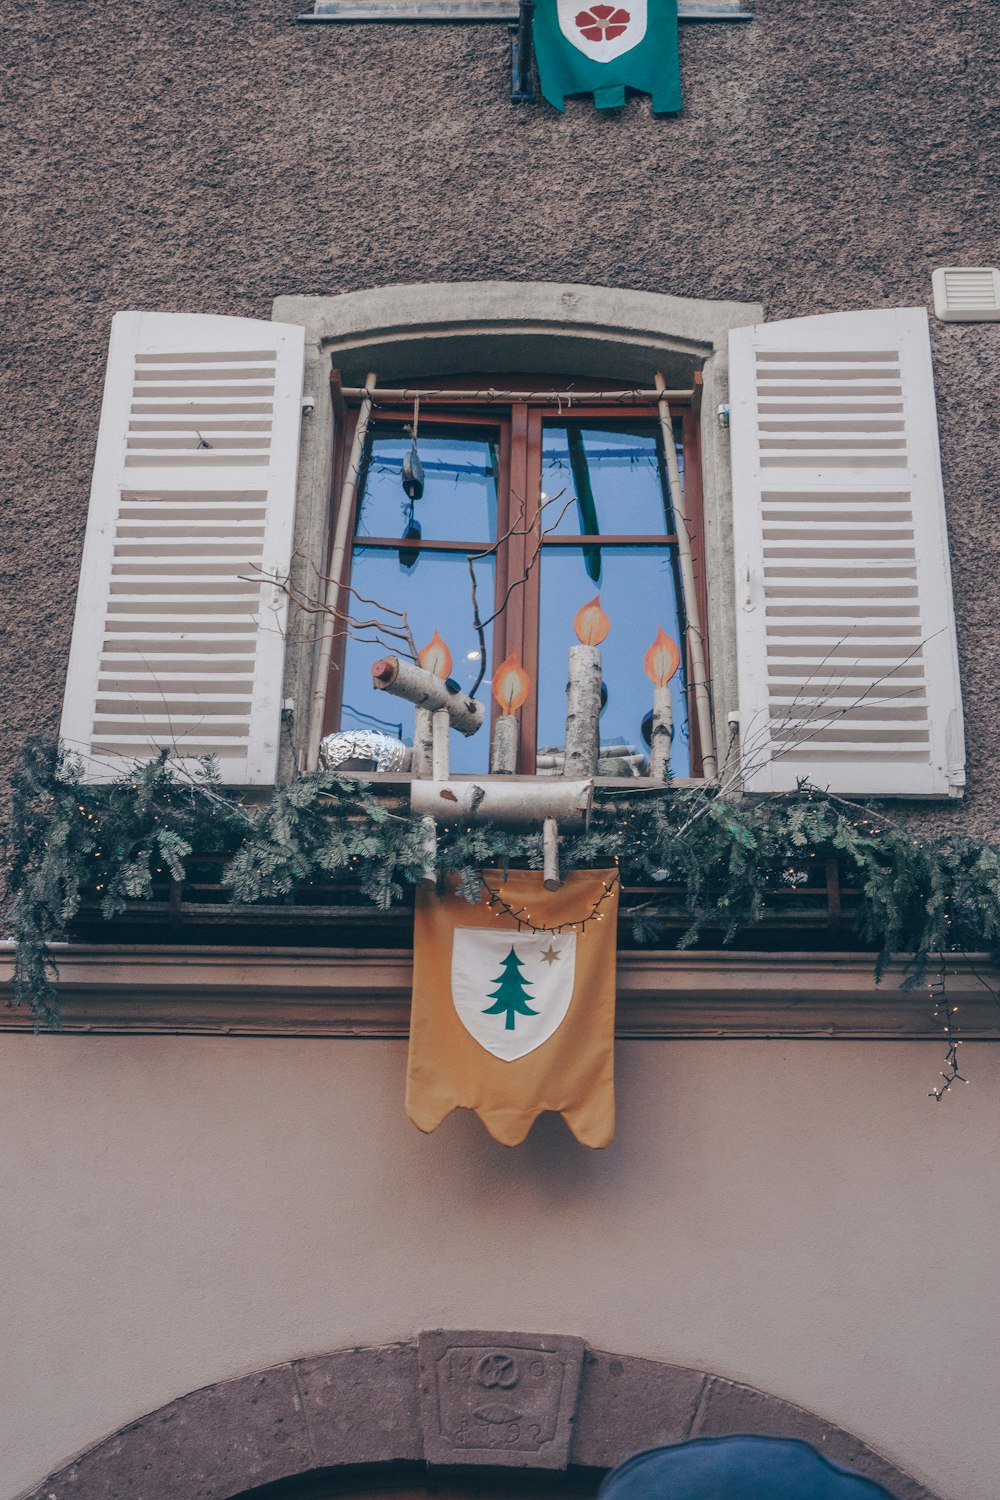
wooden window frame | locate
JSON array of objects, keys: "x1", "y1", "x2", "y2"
[{"x1": 324, "y1": 382, "x2": 707, "y2": 776}]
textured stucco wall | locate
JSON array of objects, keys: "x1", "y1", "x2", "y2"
[
  {"x1": 1, "y1": 0, "x2": 997, "y2": 824},
  {"x1": 2, "y1": 1037, "x2": 999, "y2": 1500}
]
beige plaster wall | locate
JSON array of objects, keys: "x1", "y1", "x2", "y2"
[{"x1": 2, "y1": 1037, "x2": 998, "y2": 1500}]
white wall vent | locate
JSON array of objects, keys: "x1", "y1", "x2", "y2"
[{"x1": 931, "y1": 267, "x2": 1000, "y2": 322}]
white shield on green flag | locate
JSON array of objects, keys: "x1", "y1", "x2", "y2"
[
  {"x1": 557, "y1": 0, "x2": 647, "y2": 63},
  {"x1": 533, "y1": 0, "x2": 681, "y2": 115},
  {"x1": 451, "y1": 927, "x2": 578, "y2": 1062}
]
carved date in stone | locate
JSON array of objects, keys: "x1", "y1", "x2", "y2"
[{"x1": 418, "y1": 1330, "x2": 584, "y2": 1469}]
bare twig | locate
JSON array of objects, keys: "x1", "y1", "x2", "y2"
[
  {"x1": 243, "y1": 564, "x2": 419, "y2": 663},
  {"x1": 464, "y1": 488, "x2": 575, "y2": 697}
]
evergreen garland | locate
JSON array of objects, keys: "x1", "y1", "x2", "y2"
[{"x1": 6, "y1": 735, "x2": 1000, "y2": 1031}]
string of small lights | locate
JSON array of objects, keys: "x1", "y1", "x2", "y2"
[
  {"x1": 478, "y1": 867, "x2": 621, "y2": 934},
  {"x1": 929, "y1": 952, "x2": 968, "y2": 1101}
]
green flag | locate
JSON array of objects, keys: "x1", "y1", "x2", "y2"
[{"x1": 532, "y1": 0, "x2": 681, "y2": 113}]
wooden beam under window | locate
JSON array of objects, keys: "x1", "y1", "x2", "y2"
[{"x1": 2, "y1": 946, "x2": 997, "y2": 1039}]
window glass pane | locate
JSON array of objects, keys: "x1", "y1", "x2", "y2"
[
  {"x1": 540, "y1": 422, "x2": 677, "y2": 543},
  {"x1": 355, "y1": 426, "x2": 499, "y2": 543},
  {"x1": 536, "y1": 547, "x2": 689, "y2": 778},
  {"x1": 338, "y1": 547, "x2": 495, "y2": 774}
]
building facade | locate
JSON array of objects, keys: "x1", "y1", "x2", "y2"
[{"x1": 1, "y1": 2, "x2": 999, "y2": 1499}]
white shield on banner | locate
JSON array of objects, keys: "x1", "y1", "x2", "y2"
[
  {"x1": 556, "y1": 0, "x2": 647, "y2": 62},
  {"x1": 451, "y1": 927, "x2": 578, "y2": 1062}
]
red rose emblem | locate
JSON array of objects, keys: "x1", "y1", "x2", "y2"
[{"x1": 574, "y1": 3, "x2": 631, "y2": 41}]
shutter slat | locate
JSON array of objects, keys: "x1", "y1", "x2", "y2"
[
  {"x1": 60, "y1": 311, "x2": 305, "y2": 783},
  {"x1": 730, "y1": 307, "x2": 965, "y2": 797}
]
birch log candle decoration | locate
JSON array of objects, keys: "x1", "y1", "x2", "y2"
[
  {"x1": 565, "y1": 595, "x2": 610, "y2": 778},
  {"x1": 418, "y1": 814, "x2": 438, "y2": 889},
  {"x1": 431, "y1": 708, "x2": 450, "y2": 780},
  {"x1": 413, "y1": 632, "x2": 453, "y2": 775},
  {"x1": 543, "y1": 816, "x2": 561, "y2": 891},
  {"x1": 370, "y1": 656, "x2": 485, "y2": 735},
  {"x1": 411, "y1": 708, "x2": 433, "y2": 777},
  {"x1": 417, "y1": 630, "x2": 452, "y2": 680},
  {"x1": 490, "y1": 652, "x2": 530, "y2": 774},
  {"x1": 644, "y1": 626, "x2": 682, "y2": 781}
]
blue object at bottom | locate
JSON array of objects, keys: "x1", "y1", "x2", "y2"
[{"x1": 597, "y1": 1436, "x2": 899, "y2": 1499}]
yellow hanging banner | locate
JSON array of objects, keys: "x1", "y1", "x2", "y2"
[{"x1": 406, "y1": 868, "x2": 619, "y2": 1148}]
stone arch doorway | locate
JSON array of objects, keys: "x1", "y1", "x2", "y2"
[{"x1": 26, "y1": 1336, "x2": 938, "y2": 1500}]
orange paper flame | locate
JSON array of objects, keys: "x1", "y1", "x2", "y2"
[
  {"x1": 418, "y1": 630, "x2": 453, "y2": 680},
  {"x1": 492, "y1": 652, "x2": 531, "y2": 714},
  {"x1": 644, "y1": 626, "x2": 681, "y2": 687},
  {"x1": 573, "y1": 594, "x2": 611, "y2": 646}
]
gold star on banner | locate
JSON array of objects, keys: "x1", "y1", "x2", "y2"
[{"x1": 540, "y1": 942, "x2": 561, "y2": 966}]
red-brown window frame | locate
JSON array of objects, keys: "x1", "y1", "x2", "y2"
[{"x1": 324, "y1": 380, "x2": 708, "y2": 776}]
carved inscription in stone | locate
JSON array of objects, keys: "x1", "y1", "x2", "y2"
[{"x1": 418, "y1": 1330, "x2": 585, "y2": 1469}]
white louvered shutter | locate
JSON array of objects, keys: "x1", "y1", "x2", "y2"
[
  {"x1": 60, "y1": 311, "x2": 305, "y2": 784},
  {"x1": 729, "y1": 307, "x2": 965, "y2": 797}
]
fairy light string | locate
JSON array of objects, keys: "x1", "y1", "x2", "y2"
[
  {"x1": 478, "y1": 867, "x2": 621, "y2": 934},
  {"x1": 929, "y1": 951, "x2": 968, "y2": 1101}
]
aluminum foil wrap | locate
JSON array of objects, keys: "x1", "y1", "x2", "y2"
[{"x1": 319, "y1": 729, "x2": 411, "y2": 773}]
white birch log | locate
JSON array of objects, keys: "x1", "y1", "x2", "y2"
[
  {"x1": 371, "y1": 656, "x2": 485, "y2": 736},
  {"x1": 543, "y1": 817, "x2": 561, "y2": 891},
  {"x1": 417, "y1": 814, "x2": 438, "y2": 889},
  {"x1": 649, "y1": 684, "x2": 675, "y2": 781},
  {"x1": 411, "y1": 778, "x2": 593, "y2": 829},
  {"x1": 564, "y1": 645, "x2": 601, "y2": 778},
  {"x1": 431, "y1": 707, "x2": 450, "y2": 780},
  {"x1": 656, "y1": 372, "x2": 717, "y2": 778},
  {"x1": 490, "y1": 714, "x2": 519, "y2": 774},
  {"x1": 411, "y1": 706, "x2": 434, "y2": 778}
]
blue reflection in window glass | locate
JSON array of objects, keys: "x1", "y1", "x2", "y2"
[
  {"x1": 541, "y1": 422, "x2": 682, "y2": 545},
  {"x1": 356, "y1": 429, "x2": 499, "y2": 543},
  {"x1": 339, "y1": 548, "x2": 495, "y2": 774},
  {"x1": 536, "y1": 547, "x2": 689, "y2": 778}
]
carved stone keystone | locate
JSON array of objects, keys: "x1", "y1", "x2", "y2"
[{"x1": 418, "y1": 1329, "x2": 585, "y2": 1469}]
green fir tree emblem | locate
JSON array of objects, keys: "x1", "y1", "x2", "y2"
[{"x1": 482, "y1": 946, "x2": 539, "y2": 1031}]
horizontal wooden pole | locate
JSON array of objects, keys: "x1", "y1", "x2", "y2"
[
  {"x1": 411, "y1": 777, "x2": 593, "y2": 827},
  {"x1": 338, "y1": 386, "x2": 693, "y2": 403},
  {"x1": 2, "y1": 945, "x2": 997, "y2": 1039},
  {"x1": 357, "y1": 534, "x2": 680, "y2": 551}
]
